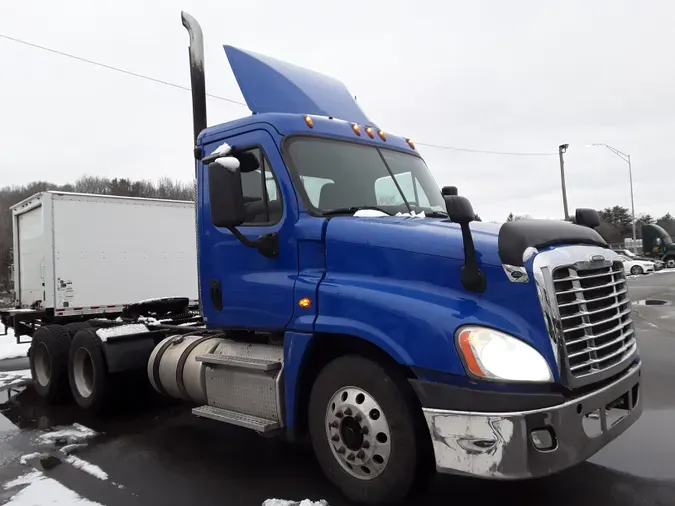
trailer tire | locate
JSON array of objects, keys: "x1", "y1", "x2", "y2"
[
  {"x1": 64, "y1": 322, "x2": 92, "y2": 337},
  {"x1": 68, "y1": 328, "x2": 117, "y2": 412},
  {"x1": 308, "y1": 355, "x2": 431, "y2": 504},
  {"x1": 30, "y1": 325, "x2": 72, "y2": 403}
]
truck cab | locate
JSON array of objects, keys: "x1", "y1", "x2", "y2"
[
  {"x1": 642, "y1": 223, "x2": 675, "y2": 268},
  {"x1": 179, "y1": 13, "x2": 642, "y2": 501}
]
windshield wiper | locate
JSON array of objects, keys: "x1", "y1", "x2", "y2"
[
  {"x1": 424, "y1": 211, "x2": 448, "y2": 218},
  {"x1": 322, "y1": 206, "x2": 393, "y2": 217}
]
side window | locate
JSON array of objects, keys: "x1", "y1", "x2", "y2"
[{"x1": 239, "y1": 148, "x2": 283, "y2": 225}]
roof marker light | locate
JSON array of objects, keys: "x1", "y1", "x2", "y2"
[
  {"x1": 304, "y1": 115, "x2": 314, "y2": 128},
  {"x1": 352, "y1": 123, "x2": 362, "y2": 136},
  {"x1": 406, "y1": 138, "x2": 415, "y2": 150},
  {"x1": 378, "y1": 130, "x2": 387, "y2": 141},
  {"x1": 365, "y1": 126, "x2": 375, "y2": 139}
]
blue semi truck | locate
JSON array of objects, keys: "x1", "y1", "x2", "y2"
[{"x1": 19, "y1": 11, "x2": 642, "y2": 504}]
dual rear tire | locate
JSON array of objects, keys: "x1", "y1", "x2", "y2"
[{"x1": 28, "y1": 323, "x2": 116, "y2": 411}]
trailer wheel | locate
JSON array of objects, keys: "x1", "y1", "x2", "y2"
[
  {"x1": 30, "y1": 325, "x2": 72, "y2": 403},
  {"x1": 68, "y1": 328, "x2": 116, "y2": 412},
  {"x1": 63, "y1": 322, "x2": 91, "y2": 338},
  {"x1": 308, "y1": 355, "x2": 431, "y2": 504}
]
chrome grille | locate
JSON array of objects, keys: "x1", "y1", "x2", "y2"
[{"x1": 552, "y1": 261, "x2": 636, "y2": 378}]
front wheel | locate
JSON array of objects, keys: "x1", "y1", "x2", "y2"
[
  {"x1": 308, "y1": 355, "x2": 431, "y2": 504},
  {"x1": 666, "y1": 258, "x2": 675, "y2": 269},
  {"x1": 630, "y1": 265, "x2": 644, "y2": 275}
]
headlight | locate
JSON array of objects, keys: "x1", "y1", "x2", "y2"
[{"x1": 456, "y1": 326, "x2": 553, "y2": 383}]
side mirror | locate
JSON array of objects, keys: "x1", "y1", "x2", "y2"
[
  {"x1": 444, "y1": 194, "x2": 476, "y2": 225},
  {"x1": 575, "y1": 208, "x2": 600, "y2": 229},
  {"x1": 208, "y1": 158, "x2": 246, "y2": 228},
  {"x1": 443, "y1": 191, "x2": 485, "y2": 293}
]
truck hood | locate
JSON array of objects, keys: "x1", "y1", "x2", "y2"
[{"x1": 324, "y1": 216, "x2": 503, "y2": 266}]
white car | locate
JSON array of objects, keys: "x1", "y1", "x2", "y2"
[{"x1": 619, "y1": 255, "x2": 655, "y2": 276}]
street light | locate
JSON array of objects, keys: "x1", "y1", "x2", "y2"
[
  {"x1": 587, "y1": 143, "x2": 636, "y2": 250},
  {"x1": 559, "y1": 144, "x2": 570, "y2": 221}
]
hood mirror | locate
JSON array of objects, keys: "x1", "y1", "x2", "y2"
[{"x1": 443, "y1": 187, "x2": 486, "y2": 294}]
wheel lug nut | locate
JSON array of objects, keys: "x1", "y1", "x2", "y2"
[
  {"x1": 331, "y1": 435, "x2": 340, "y2": 442},
  {"x1": 361, "y1": 426, "x2": 369, "y2": 435},
  {"x1": 354, "y1": 414, "x2": 362, "y2": 422},
  {"x1": 335, "y1": 411, "x2": 344, "y2": 419},
  {"x1": 337, "y1": 447, "x2": 346, "y2": 454},
  {"x1": 362, "y1": 441, "x2": 370, "y2": 449},
  {"x1": 330, "y1": 421, "x2": 339, "y2": 428},
  {"x1": 347, "y1": 453, "x2": 355, "y2": 461},
  {"x1": 344, "y1": 408, "x2": 352, "y2": 416},
  {"x1": 356, "y1": 450, "x2": 365, "y2": 459}
]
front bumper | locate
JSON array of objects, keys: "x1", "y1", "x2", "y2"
[{"x1": 422, "y1": 361, "x2": 641, "y2": 479}]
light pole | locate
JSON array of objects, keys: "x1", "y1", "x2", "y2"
[
  {"x1": 559, "y1": 144, "x2": 570, "y2": 221},
  {"x1": 588, "y1": 143, "x2": 636, "y2": 250}
]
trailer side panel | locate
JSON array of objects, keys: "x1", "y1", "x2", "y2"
[{"x1": 50, "y1": 193, "x2": 198, "y2": 311}]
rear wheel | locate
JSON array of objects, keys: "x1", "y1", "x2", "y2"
[
  {"x1": 29, "y1": 325, "x2": 72, "y2": 402},
  {"x1": 666, "y1": 257, "x2": 675, "y2": 269},
  {"x1": 68, "y1": 328, "x2": 117, "y2": 412},
  {"x1": 308, "y1": 355, "x2": 431, "y2": 504},
  {"x1": 63, "y1": 321, "x2": 92, "y2": 338}
]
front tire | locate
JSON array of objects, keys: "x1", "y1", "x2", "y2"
[
  {"x1": 68, "y1": 328, "x2": 116, "y2": 412},
  {"x1": 29, "y1": 325, "x2": 72, "y2": 403},
  {"x1": 666, "y1": 257, "x2": 675, "y2": 269},
  {"x1": 308, "y1": 355, "x2": 431, "y2": 504},
  {"x1": 630, "y1": 265, "x2": 644, "y2": 275}
]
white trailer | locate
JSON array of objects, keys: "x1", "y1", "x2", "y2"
[
  {"x1": 2, "y1": 191, "x2": 200, "y2": 340},
  {"x1": 11, "y1": 191, "x2": 198, "y2": 313}
]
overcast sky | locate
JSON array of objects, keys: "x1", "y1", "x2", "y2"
[{"x1": 1, "y1": 0, "x2": 673, "y2": 222}]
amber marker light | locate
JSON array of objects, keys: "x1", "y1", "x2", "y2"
[
  {"x1": 304, "y1": 115, "x2": 314, "y2": 128},
  {"x1": 299, "y1": 297, "x2": 312, "y2": 309},
  {"x1": 378, "y1": 130, "x2": 387, "y2": 141},
  {"x1": 352, "y1": 123, "x2": 362, "y2": 136}
]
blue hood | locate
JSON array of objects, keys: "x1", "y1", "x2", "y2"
[
  {"x1": 223, "y1": 45, "x2": 374, "y2": 126},
  {"x1": 324, "y1": 216, "x2": 503, "y2": 266}
]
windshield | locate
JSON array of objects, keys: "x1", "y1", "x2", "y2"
[{"x1": 284, "y1": 137, "x2": 446, "y2": 215}]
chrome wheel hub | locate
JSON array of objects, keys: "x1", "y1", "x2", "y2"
[{"x1": 325, "y1": 386, "x2": 391, "y2": 480}]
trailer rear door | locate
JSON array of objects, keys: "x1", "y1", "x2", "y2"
[{"x1": 16, "y1": 205, "x2": 44, "y2": 307}]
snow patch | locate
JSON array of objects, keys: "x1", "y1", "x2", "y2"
[
  {"x1": 211, "y1": 142, "x2": 232, "y2": 156},
  {"x1": 96, "y1": 324, "x2": 148, "y2": 342},
  {"x1": 0, "y1": 325, "x2": 30, "y2": 361},
  {"x1": 0, "y1": 370, "x2": 31, "y2": 392},
  {"x1": 396, "y1": 210, "x2": 426, "y2": 219},
  {"x1": 351, "y1": 209, "x2": 426, "y2": 219},
  {"x1": 37, "y1": 423, "x2": 98, "y2": 445},
  {"x1": 3, "y1": 470, "x2": 104, "y2": 505},
  {"x1": 263, "y1": 500, "x2": 329, "y2": 506},
  {"x1": 19, "y1": 452, "x2": 46, "y2": 465},
  {"x1": 214, "y1": 156, "x2": 241, "y2": 171},
  {"x1": 65, "y1": 455, "x2": 108, "y2": 480}
]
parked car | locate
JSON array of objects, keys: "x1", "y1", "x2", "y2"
[
  {"x1": 619, "y1": 255, "x2": 655, "y2": 275},
  {"x1": 614, "y1": 248, "x2": 665, "y2": 270}
]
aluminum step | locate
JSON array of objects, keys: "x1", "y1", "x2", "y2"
[
  {"x1": 195, "y1": 353, "x2": 281, "y2": 371},
  {"x1": 192, "y1": 405, "x2": 280, "y2": 432}
]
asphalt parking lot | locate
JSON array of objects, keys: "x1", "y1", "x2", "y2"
[{"x1": 1, "y1": 272, "x2": 675, "y2": 506}]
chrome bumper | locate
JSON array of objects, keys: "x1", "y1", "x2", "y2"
[{"x1": 422, "y1": 362, "x2": 641, "y2": 479}]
